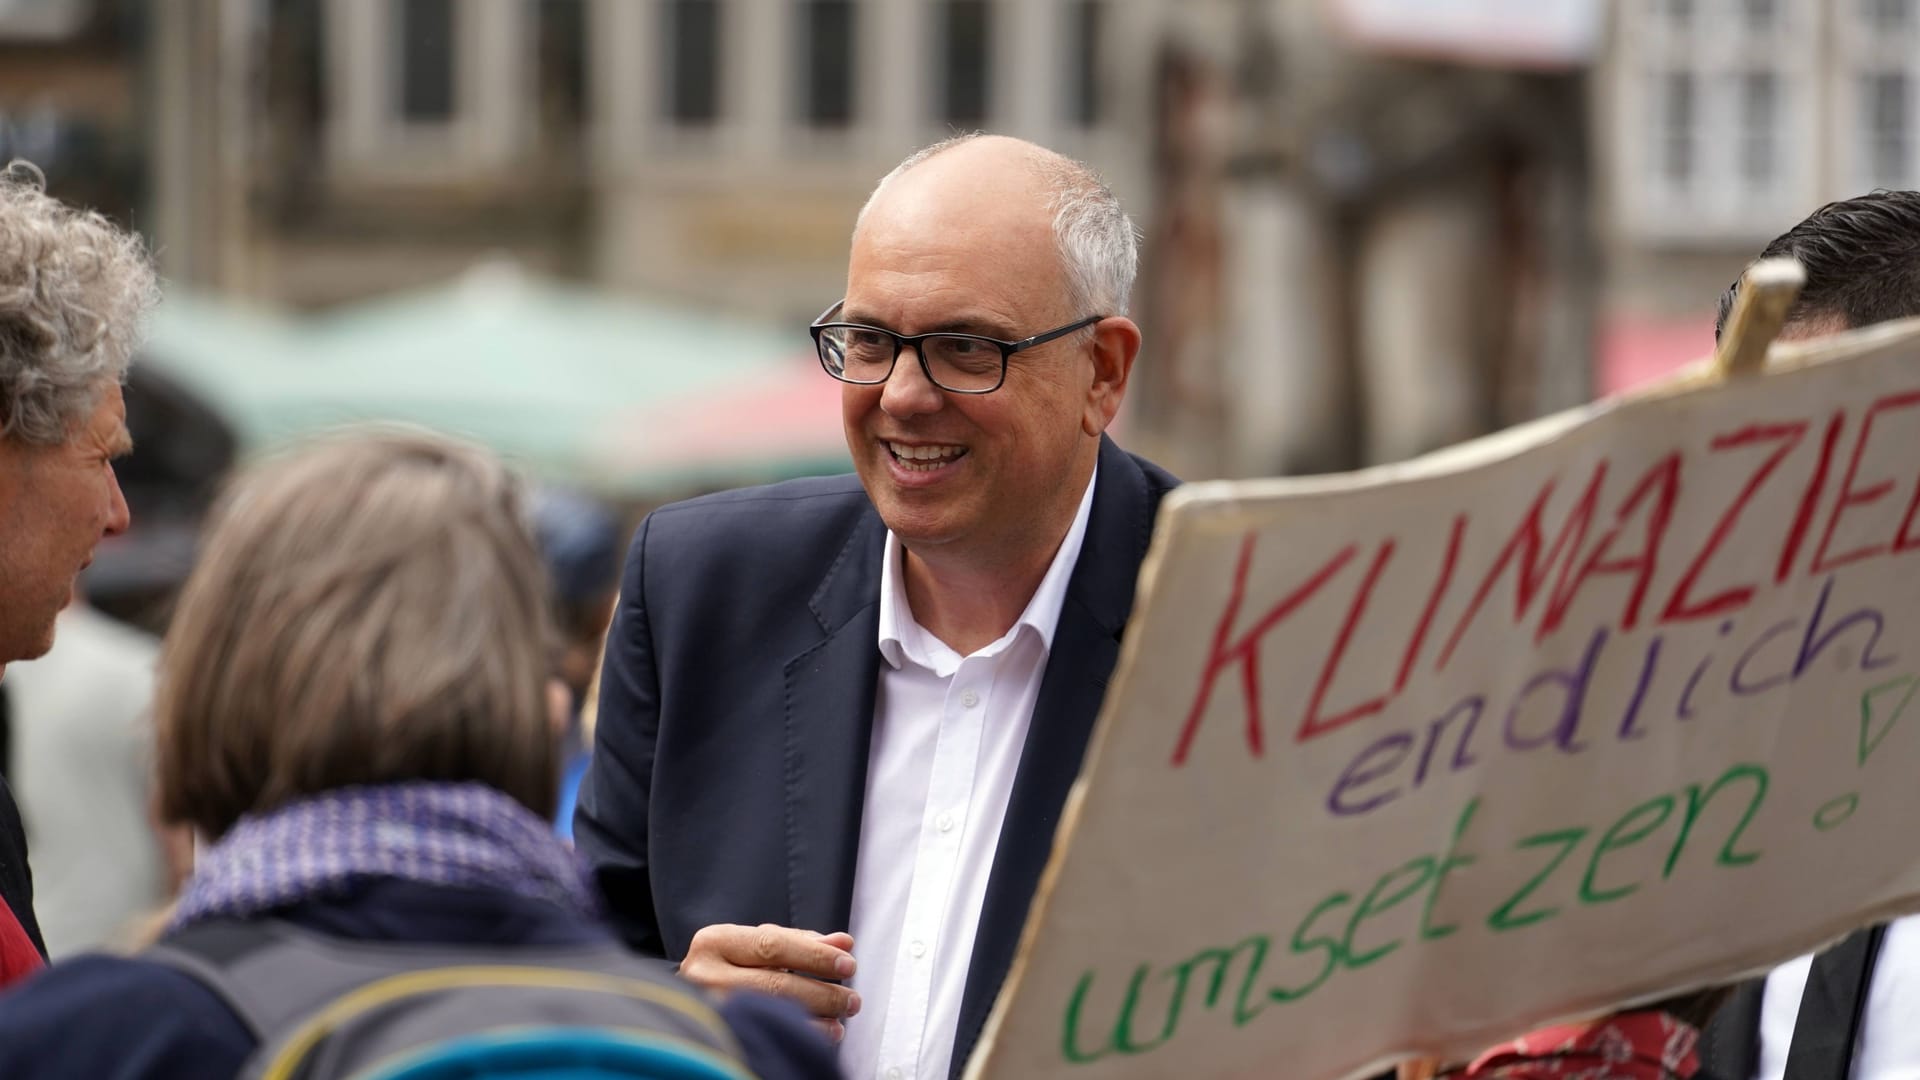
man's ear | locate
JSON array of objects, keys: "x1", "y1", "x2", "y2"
[{"x1": 1082, "y1": 316, "x2": 1141, "y2": 438}]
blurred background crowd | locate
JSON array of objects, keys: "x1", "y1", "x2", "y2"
[{"x1": 2, "y1": 0, "x2": 1915, "y2": 962}]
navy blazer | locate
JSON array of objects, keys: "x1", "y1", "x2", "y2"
[
  {"x1": 1698, "y1": 924, "x2": 1889, "y2": 1080},
  {"x1": 576, "y1": 435, "x2": 1178, "y2": 1078}
]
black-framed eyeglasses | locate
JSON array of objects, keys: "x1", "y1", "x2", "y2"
[{"x1": 809, "y1": 301, "x2": 1103, "y2": 394}]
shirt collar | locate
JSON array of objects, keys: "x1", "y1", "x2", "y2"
[{"x1": 877, "y1": 465, "x2": 1098, "y2": 673}]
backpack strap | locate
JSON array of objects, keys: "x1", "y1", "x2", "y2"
[
  {"x1": 145, "y1": 917, "x2": 744, "y2": 1057},
  {"x1": 145, "y1": 919, "x2": 389, "y2": 1041}
]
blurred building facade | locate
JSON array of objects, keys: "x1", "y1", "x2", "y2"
[
  {"x1": 1131, "y1": 0, "x2": 1601, "y2": 477},
  {"x1": 1123, "y1": 0, "x2": 1920, "y2": 477},
  {"x1": 0, "y1": 1, "x2": 145, "y2": 219},
  {"x1": 6, "y1": 1, "x2": 1920, "y2": 476},
  {"x1": 1601, "y1": 0, "x2": 1920, "y2": 319},
  {"x1": 142, "y1": 0, "x2": 1161, "y2": 327}
]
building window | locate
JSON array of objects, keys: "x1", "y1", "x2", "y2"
[
  {"x1": 940, "y1": 0, "x2": 992, "y2": 127},
  {"x1": 396, "y1": 0, "x2": 456, "y2": 123},
  {"x1": 1616, "y1": 0, "x2": 1816, "y2": 237},
  {"x1": 1739, "y1": 70, "x2": 1778, "y2": 182},
  {"x1": 328, "y1": 0, "x2": 534, "y2": 176},
  {"x1": 1863, "y1": 0, "x2": 1912, "y2": 33},
  {"x1": 1863, "y1": 72, "x2": 1911, "y2": 185},
  {"x1": 1067, "y1": 0, "x2": 1102, "y2": 128},
  {"x1": 538, "y1": 0, "x2": 589, "y2": 130},
  {"x1": 663, "y1": 0, "x2": 722, "y2": 126},
  {"x1": 1657, "y1": 70, "x2": 1696, "y2": 187},
  {"x1": 1842, "y1": 0, "x2": 1918, "y2": 189},
  {"x1": 799, "y1": 0, "x2": 857, "y2": 127}
]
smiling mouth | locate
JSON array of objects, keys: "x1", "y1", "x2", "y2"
[{"x1": 886, "y1": 441, "x2": 968, "y2": 472}]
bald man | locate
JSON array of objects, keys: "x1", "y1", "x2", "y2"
[{"x1": 576, "y1": 135, "x2": 1178, "y2": 1079}]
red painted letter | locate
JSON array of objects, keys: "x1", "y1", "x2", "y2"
[
  {"x1": 1896, "y1": 471, "x2": 1920, "y2": 553},
  {"x1": 1547, "y1": 452, "x2": 1681, "y2": 635},
  {"x1": 1394, "y1": 514, "x2": 1466, "y2": 695},
  {"x1": 1811, "y1": 391, "x2": 1920, "y2": 573},
  {"x1": 1660, "y1": 422, "x2": 1806, "y2": 623},
  {"x1": 1777, "y1": 410, "x2": 1844, "y2": 583},
  {"x1": 1171, "y1": 535, "x2": 1358, "y2": 766},
  {"x1": 1437, "y1": 461, "x2": 1607, "y2": 671},
  {"x1": 1299, "y1": 538, "x2": 1398, "y2": 744}
]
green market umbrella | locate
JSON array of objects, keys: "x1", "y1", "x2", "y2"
[{"x1": 142, "y1": 269, "x2": 834, "y2": 497}]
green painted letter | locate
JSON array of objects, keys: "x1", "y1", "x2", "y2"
[
  {"x1": 1488, "y1": 827, "x2": 1586, "y2": 931},
  {"x1": 1666, "y1": 763, "x2": 1768, "y2": 877},
  {"x1": 1343, "y1": 857, "x2": 1436, "y2": 968},
  {"x1": 1422, "y1": 797, "x2": 1481, "y2": 941},
  {"x1": 1270, "y1": 891, "x2": 1351, "y2": 1003},
  {"x1": 1580, "y1": 794, "x2": 1675, "y2": 904}
]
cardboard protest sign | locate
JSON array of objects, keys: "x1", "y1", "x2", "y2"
[{"x1": 967, "y1": 319, "x2": 1920, "y2": 1080}]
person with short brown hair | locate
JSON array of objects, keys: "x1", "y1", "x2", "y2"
[
  {"x1": 151, "y1": 431, "x2": 558, "y2": 839},
  {"x1": 0, "y1": 431, "x2": 839, "y2": 1080}
]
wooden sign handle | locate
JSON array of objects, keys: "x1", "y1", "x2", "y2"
[{"x1": 1713, "y1": 257, "x2": 1806, "y2": 379}]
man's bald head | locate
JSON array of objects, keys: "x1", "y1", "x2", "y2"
[{"x1": 855, "y1": 134, "x2": 1138, "y2": 318}]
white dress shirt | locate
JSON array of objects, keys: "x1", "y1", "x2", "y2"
[
  {"x1": 1757, "y1": 915, "x2": 1920, "y2": 1080},
  {"x1": 839, "y1": 470, "x2": 1097, "y2": 1080}
]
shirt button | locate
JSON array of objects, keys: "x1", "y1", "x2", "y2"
[
  {"x1": 960, "y1": 689, "x2": 980, "y2": 708},
  {"x1": 935, "y1": 812, "x2": 955, "y2": 833},
  {"x1": 887, "y1": 1069, "x2": 904, "y2": 1080},
  {"x1": 910, "y1": 940, "x2": 928, "y2": 958}
]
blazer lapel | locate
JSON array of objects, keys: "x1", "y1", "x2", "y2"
[
  {"x1": 1782, "y1": 924, "x2": 1889, "y2": 1080},
  {"x1": 951, "y1": 438, "x2": 1162, "y2": 1076},
  {"x1": 1699, "y1": 977, "x2": 1765, "y2": 1080},
  {"x1": 782, "y1": 514, "x2": 887, "y2": 935}
]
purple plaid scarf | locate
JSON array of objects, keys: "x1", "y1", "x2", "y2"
[{"x1": 171, "y1": 782, "x2": 599, "y2": 931}]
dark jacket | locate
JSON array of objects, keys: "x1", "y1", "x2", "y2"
[
  {"x1": 0, "y1": 877, "x2": 839, "y2": 1079},
  {"x1": 576, "y1": 435, "x2": 1178, "y2": 1078},
  {"x1": 1698, "y1": 924, "x2": 1888, "y2": 1080},
  {"x1": 0, "y1": 764, "x2": 46, "y2": 981}
]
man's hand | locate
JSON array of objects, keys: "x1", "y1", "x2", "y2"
[{"x1": 681, "y1": 923, "x2": 861, "y2": 1042}]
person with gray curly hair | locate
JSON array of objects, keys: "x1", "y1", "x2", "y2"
[
  {"x1": 0, "y1": 159, "x2": 157, "y2": 983},
  {"x1": 0, "y1": 161, "x2": 154, "y2": 667}
]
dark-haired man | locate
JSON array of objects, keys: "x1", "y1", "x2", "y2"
[
  {"x1": 1700, "y1": 188, "x2": 1920, "y2": 1080},
  {"x1": 1713, "y1": 189, "x2": 1920, "y2": 343}
]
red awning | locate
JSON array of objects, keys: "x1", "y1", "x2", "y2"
[
  {"x1": 1598, "y1": 315, "x2": 1717, "y2": 396},
  {"x1": 595, "y1": 359, "x2": 851, "y2": 486}
]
